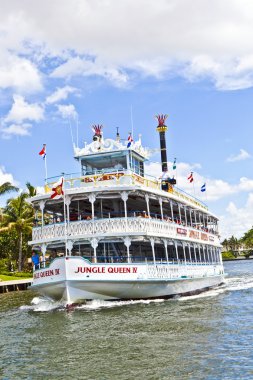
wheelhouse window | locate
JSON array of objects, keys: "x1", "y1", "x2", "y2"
[{"x1": 81, "y1": 152, "x2": 127, "y2": 175}]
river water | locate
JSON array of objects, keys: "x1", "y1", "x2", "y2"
[{"x1": 0, "y1": 260, "x2": 253, "y2": 380}]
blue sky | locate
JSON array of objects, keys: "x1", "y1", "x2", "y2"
[{"x1": 1, "y1": 0, "x2": 253, "y2": 239}]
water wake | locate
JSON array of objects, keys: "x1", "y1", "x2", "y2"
[
  {"x1": 76, "y1": 298, "x2": 165, "y2": 311},
  {"x1": 19, "y1": 275, "x2": 253, "y2": 311},
  {"x1": 19, "y1": 296, "x2": 65, "y2": 312},
  {"x1": 179, "y1": 275, "x2": 253, "y2": 301}
]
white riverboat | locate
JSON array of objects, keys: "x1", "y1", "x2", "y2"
[{"x1": 30, "y1": 115, "x2": 224, "y2": 305}]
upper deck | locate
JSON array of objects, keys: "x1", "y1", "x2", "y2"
[{"x1": 32, "y1": 128, "x2": 209, "y2": 214}]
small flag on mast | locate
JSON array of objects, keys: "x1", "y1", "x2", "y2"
[
  {"x1": 39, "y1": 144, "x2": 46, "y2": 159},
  {"x1": 173, "y1": 158, "x2": 176, "y2": 170},
  {"x1": 188, "y1": 172, "x2": 194, "y2": 183},
  {"x1": 201, "y1": 183, "x2": 206, "y2": 192},
  {"x1": 50, "y1": 177, "x2": 64, "y2": 199},
  {"x1": 127, "y1": 134, "x2": 133, "y2": 148}
]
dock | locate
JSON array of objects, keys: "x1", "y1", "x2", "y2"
[{"x1": 0, "y1": 279, "x2": 33, "y2": 294}]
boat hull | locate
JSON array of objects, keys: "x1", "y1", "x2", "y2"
[{"x1": 31, "y1": 257, "x2": 224, "y2": 304}]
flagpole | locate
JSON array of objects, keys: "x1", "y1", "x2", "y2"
[
  {"x1": 62, "y1": 175, "x2": 68, "y2": 257},
  {"x1": 192, "y1": 175, "x2": 196, "y2": 198},
  {"x1": 130, "y1": 105, "x2": 134, "y2": 140},
  {"x1": 44, "y1": 154, "x2": 48, "y2": 184},
  {"x1": 174, "y1": 158, "x2": 178, "y2": 186}
]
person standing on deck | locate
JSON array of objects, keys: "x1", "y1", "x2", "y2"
[{"x1": 31, "y1": 251, "x2": 40, "y2": 270}]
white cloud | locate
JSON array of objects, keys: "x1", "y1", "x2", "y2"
[
  {"x1": 1, "y1": 123, "x2": 32, "y2": 138},
  {"x1": 57, "y1": 104, "x2": 77, "y2": 119},
  {"x1": 51, "y1": 57, "x2": 128, "y2": 87},
  {"x1": 2, "y1": 1, "x2": 253, "y2": 89},
  {"x1": 220, "y1": 194, "x2": 253, "y2": 238},
  {"x1": 36, "y1": 186, "x2": 45, "y2": 195},
  {"x1": 0, "y1": 166, "x2": 16, "y2": 186},
  {"x1": 145, "y1": 161, "x2": 253, "y2": 202},
  {"x1": 0, "y1": 53, "x2": 43, "y2": 94},
  {"x1": 46, "y1": 86, "x2": 77, "y2": 104},
  {"x1": 4, "y1": 95, "x2": 44, "y2": 124},
  {"x1": 227, "y1": 148, "x2": 251, "y2": 162}
]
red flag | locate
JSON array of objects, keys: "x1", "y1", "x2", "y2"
[
  {"x1": 39, "y1": 144, "x2": 46, "y2": 159},
  {"x1": 51, "y1": 178, "x2": 64, "y2": 199},
  {"x1": 188, "y1": 172, "x2": 194, "y2": 183}
]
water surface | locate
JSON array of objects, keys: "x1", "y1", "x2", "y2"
[{"x1": 0, "y1": 260, "x2": 253, "y2": 380}]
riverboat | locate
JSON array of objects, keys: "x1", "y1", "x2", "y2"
[{"x1": 30, "y1": 115, "x2": 224, "y2": 305}]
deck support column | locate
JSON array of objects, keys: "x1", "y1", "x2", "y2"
[
  {"x1": 124, "y1": 237, "x2": 131, "y2": 263},
  {"x1": 41, "y1": 243, "x2": 47, "y2": 268},
  {"x1": 202, "y1": 244, "x2": 206, "y2": 263},
  {"x1": 189, "y1": 209, "x2": 193, "y2": 227},
  {"x1": 121, "y1": 191, "x2": 129, "y2": 219},
  {"x1": 159, "y1": 197, "x2": 163, "y2": 220},
  {"x1": 178, "y1": 204, "x2": 182, "y2": 223},
  {"x1": 175, "y1": 241, "x2": 179, "y2": 263},
  {"x1": 88, "y1": 193, "x2": 96, "y2": 220},
  {"x1": 184, "y1": 206, "x2": 187, "y2": 226},
  {"x1": 198, "y1": 244, "x2": 202, "y2": 263},
  {"x1": 188, "y1": 243, "x2": 192, "y2": 263},
  {"x1": 150, "y1": 237, "x2": 156, "y2": 264},
  {"x1": 162, "y1": 238, "x2": 169, "y2": 264},
  {"x1": 65, "y1": 195, "x2": 71, "y2": 233},
  {"x1": 91, "y1": 238, "x2": 99, "y2": 263},
  {"x1": 66, "y1": 240, "x2": 73, "y2": 257},
  {"x1": 193, "y1": 244, "x2": 197, "y2": 262},
  {"x1": 218, "y1": 248, "x2": 222, "y2": 264},
  {"x1": 182, "y1": 242, "x2": 186, "y2": 264},
  {"x1": 39, "y1": 200, "x2": 45, "y2": 237},
  {"x1": 145, "y1": 194, "x2": 150, "y2": 217},
  {"x1": 170, "y1": 200, "x2": 174, "y2": 221}
]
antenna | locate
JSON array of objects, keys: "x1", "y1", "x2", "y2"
[
  {"x1": 69, "y1": 118, "x2": 74, "y2": 149},
  {"x1": 130, "y1": 105, "x2": 134, "y2": 140},
  {"x1": 76, "y1": 114, "x2": 79, "y2": 148}
]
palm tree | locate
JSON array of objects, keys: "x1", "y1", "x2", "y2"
[
  {"x1": 0, "y1": 193, "x2": 34, "y2": 271},
  {"x1": 0, "y1": 182, "x2": 18, "y2": 196},
  {"x1": 26, "y1": 182, "x2": 37, "y2": 197}
]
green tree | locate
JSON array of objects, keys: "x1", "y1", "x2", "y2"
[
  {"x1": 0, "y1": 182, "x2": 18, "y2": 196},
  {"x1": 0, "y1": 193, "x2": 34, "y2": 271},
  {"x1": 26, "y1": 182, "x2": 37, "y2": 197},
  {"x1": 221, "y1": 238, "x2": 229, "y2": 251}
]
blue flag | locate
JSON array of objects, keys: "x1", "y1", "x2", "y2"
[
  {"x1": 173, "y1": 158, "x2": 176, "y2": 170},
  {"x1": 201, "y1": 183, "x2": 206, "y2": 192}
]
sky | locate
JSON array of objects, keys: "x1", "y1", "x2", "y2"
[{"x1": 0, "y1": 0, "x2": 253, "y2": 239}]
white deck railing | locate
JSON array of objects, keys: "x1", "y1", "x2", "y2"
[{"x1": 32, "y1": 217, "x2": 219, "y2": 245}]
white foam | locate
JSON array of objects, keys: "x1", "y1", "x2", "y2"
[
  {"x1": 179, "y1": 275, "x2": 253, "y2": 301},
  {"x1": 19, "y1": 296, "x2": 65, "y2": 312},
  {"x1": 76, "y1": 298, "x2": 165, "y2": 310}
]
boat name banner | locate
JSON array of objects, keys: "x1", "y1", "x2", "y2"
[
  {"x1": 177, "y1": 228, "x2": 187, "y2": 236},
  {"x1": 75, "y1": 266, "x2": 138, "y2": 274},
  {"x1": 33, "y1": 268, "x2": 60, "y2": 279}
]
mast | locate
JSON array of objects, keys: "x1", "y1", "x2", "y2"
[{"x1": 155, "y1": 114, "x2": 168, "y2": 173}]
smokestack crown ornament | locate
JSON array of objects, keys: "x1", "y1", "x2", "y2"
[
  {"x1": 92, "y1": 125, "x2": 103, "y2": 142},
  {"x1": 156, "y1": 114, "x2": 168, "y2": 132}
]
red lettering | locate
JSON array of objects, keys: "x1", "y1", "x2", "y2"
[{"x1": 132, "y1": 267, "x2": 137, "y2": 273}]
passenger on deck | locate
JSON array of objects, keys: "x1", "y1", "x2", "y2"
[{"x1": 31, "y1": 251, "x2": 40, "y2": 270}]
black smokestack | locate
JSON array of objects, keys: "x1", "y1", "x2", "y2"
[{"x1": 155, "y1": 114, "x2": 168, "y2": 172}]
